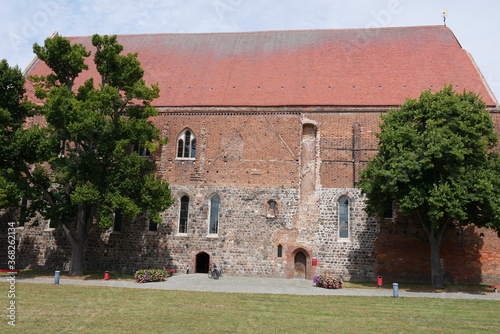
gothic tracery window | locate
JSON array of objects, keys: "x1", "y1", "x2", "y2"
[{"x1": 177, "y1": 129, "x2": 196, "y2": 159}]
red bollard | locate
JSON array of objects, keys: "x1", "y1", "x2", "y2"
[
  {"x1": 377, "y1": 276, "x2": 383, "y2": 287},
  {"x1": 104, "y1": 271, "x2": 110, "y2": 280}
]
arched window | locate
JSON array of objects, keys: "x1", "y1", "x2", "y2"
[
  {"x1": 338, "y1": 196, "x2": 349, "y2": 238},
  {"x1": 179, "y1": 195, "x2": 189, "y2": 234},
  {"x1": 267, "y1": 200, "x2": 278, "y2": 218},
  {"x1": 177, "y1": 129, "x2": 196, "y2": 159},
  {"x1": 277, "y1": 244, "x2": 283, "y2": 258},
  {"x1": 208, "y1": 195, "x2": 220, "y2": 234}
]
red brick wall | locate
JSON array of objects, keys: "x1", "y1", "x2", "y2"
[
  {"x1": 156, "y1": 111, "x2": 302, "y2": 188},
  {"x1": 375, "y1": 219, "x2": 500, "y2": 284},
  {"x1": 154, "y1": 109, "x2": 383, "y2": 189}
]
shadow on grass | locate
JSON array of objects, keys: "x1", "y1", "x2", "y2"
[
  {"x1": 1, "y1": 269, "x2": 135, "y2": 281},
  {"x1": 345, "y1": 281, "x2": 493, "y2": 294}
]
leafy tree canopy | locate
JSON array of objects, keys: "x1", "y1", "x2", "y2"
[
  {"x1": 28, "y1": 34, "x2": 171, "y2": 227},
  {"x1": 0, "y1": 59, "x2": 41, "y2": 209},
  {"x1": 360, "y1": 85, "x2": 500, "y2": 230},
  {"x1": 0, "y1": 34, "x2": 173, "y2": 275}
]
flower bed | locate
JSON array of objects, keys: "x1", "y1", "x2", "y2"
[
  {"x1": 313, "y1": 274, "x2": 344, "y2": 289},
  {"x1": 134, "y1": 269, "x2": 168, "y2": 283}
]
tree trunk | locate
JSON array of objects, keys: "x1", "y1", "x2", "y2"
[
  {"x1": 429, "y1": 229, "x2": 444, "y2": 289},
  {"x1": 418, "y1": 210, "x2": 448, "y2": 289},
  {"x1": 63, "y1": 205, "x2": 89, "y2": 276},
  {"x1": 69, "y1": 237, "x2": 85, "y2": 276}
]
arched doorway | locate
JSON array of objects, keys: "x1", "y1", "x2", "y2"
[
  {"x1": 196, "y1": 252, "x2": 210, "y2": 273},
  {"x1": 294, "y1": 252, "x2": 307, "y2": 278}
]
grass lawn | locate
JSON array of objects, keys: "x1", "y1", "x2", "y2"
[{"x1": 0, "y1": 282, "x2": 498, "y2": 333}]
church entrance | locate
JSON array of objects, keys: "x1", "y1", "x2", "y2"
[
  {"x1": 196, "y1": 252, "x2": 210, "y2": 273},
  {"x1": 294, "y1": 251, "x2": 307, "y2": 278}
]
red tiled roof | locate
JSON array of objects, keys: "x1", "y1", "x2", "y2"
[{"x1": 25, "y1": 26, "x2": 497, "y2": 107}]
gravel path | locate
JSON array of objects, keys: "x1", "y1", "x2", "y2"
[{"x1": 3, "y1": 274, "x2": 500, "y2": 300}]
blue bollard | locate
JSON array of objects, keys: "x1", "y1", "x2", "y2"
[
  {"x1": 54, "y1": 270, "x2": 60, "y2": 285},
  {"x1": 393, "y1": 283, "x2": 399, "y2": 298}
]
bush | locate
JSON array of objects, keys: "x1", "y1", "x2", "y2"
[
  {"x1": 313, "y1": 274, "x2": 344, "y2": 289},
  {"x1": 134, "y1": 269, "x2": 168, "y2": 283}
]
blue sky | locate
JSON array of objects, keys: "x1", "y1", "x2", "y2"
[{"x1": 1, "y1": 0, "x2": 499, "y2": 101}]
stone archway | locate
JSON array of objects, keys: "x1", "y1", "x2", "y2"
[
  {"x1": 294, "y1": 252, "x2": 307, "y2": 278},
  {"x1": 195, "y1": 252, "x2": 210, "y2": 273},
  {"x1": 287, "y1": 247, "x2": 312, "y2": 279}
]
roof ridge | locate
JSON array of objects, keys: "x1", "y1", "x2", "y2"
[{"x1": 63, "y1": 25, "x2": 450, "y2": 39}]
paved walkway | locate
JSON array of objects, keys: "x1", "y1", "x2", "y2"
[{"x1": 3, "y1": 274, "x2": 500, "y2": 300}]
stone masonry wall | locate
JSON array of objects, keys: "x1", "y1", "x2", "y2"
[
  {"x1": 81, "y1": 184, "x2": 378, "y2": 281},
  {"x1": 1, "y1": 107, "x2": 499, "y2": 284}
]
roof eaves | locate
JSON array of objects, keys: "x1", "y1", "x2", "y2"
[{"x1": 464, "y1": 51, "x2": 498, "y2": 106}]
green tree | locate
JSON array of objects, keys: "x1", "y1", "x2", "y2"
[
  {"x1": 0, "y1": 35, "x2": 173, "y2": 275},
  {"x1": 0, "y1": 59, "x2": 32, "y2": 209},
  {"x1": 359, "y1": 85, "x2": 500, "y2": 288}
]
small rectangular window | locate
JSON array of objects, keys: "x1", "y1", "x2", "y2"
[
  {"x1": 384, "y1": 201, "x2": 394, "y2": 219},
  {"x1": 148, "y1": 219, "x2": 158, "y2": 231},
  {"x1": 134, "y1": 144, "x2": 150, "y2": 157},
  {"x1": 267, "y1": 200, "x2": 277, "y2": 217}
]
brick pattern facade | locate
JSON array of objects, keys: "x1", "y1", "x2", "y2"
[{"x1": 2, "y1": 107, "x2": 500, "y2": 284}]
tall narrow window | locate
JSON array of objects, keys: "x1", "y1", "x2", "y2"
[
  {"x1": 191, "y1": 138, "x2": 197, "y2": 157},
  {"x1": 179, "y1": 196, "x2": 189, "y2": 234},
  {"x1": 177, "y1": 139, "x2": 184, "y2": 158},
  {"x1": 58, "y1": 140, "x2": 66, "y2": 158},
  {"x1": 177, "y1": 129, "x2": 196, "y2": 159},
  {"x1": 113, "y1": 211, "x2": 123, "y2": 232},
  {"x1": 339, "y1": 197, "x2": 349, "y2": 238},
  {"x1": 277, "y1": 244, "x2": 283, "y2": 258},
  {"x1": 18, "y1": 198, "x2": 28, "y2": 227},
  {"x1": 184, "y1": 131, "x2": 191, "y2": 157},
  {"x1": 209, "y1": 195, "x2": 220, "y2": 234}
]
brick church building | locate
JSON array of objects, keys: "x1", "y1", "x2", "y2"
[{"x1": 11, "y1": 25, "x2": 500, "y2": 283}]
